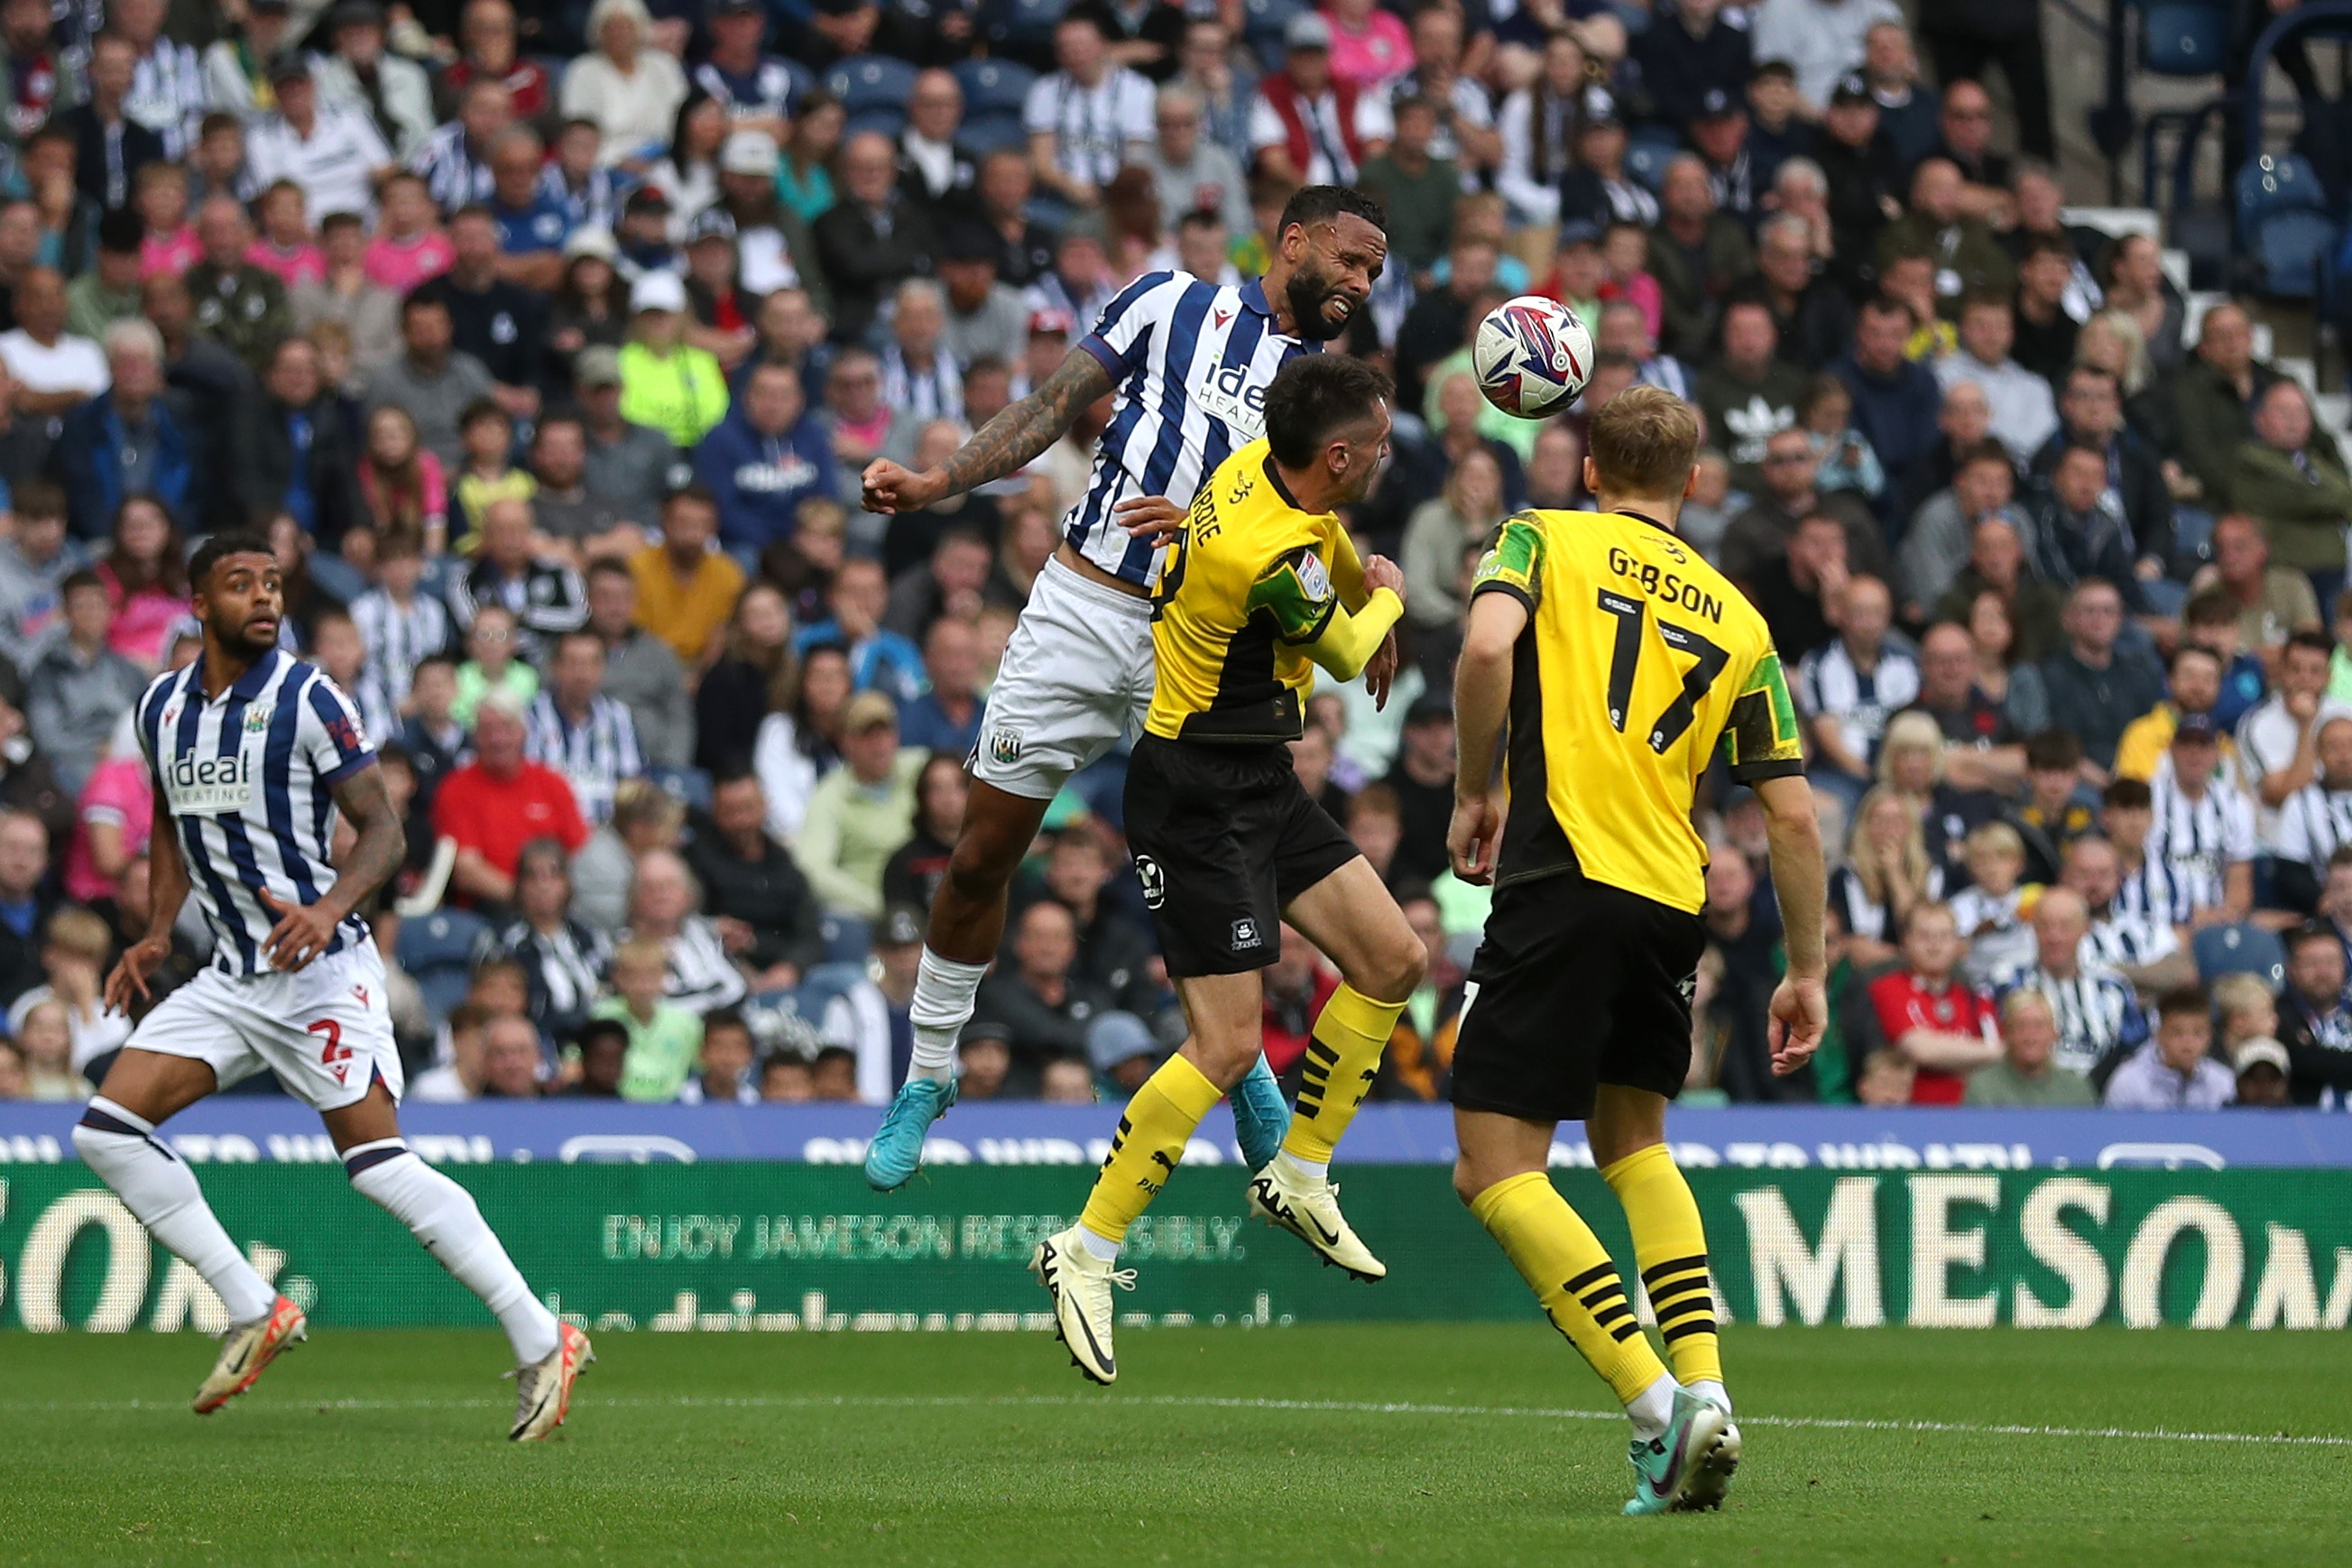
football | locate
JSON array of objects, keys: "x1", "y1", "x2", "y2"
[{"x1": 1471, "y1": 295, "x2": 1594, "y2": 419}]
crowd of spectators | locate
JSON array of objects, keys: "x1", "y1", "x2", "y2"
[{"x1": 0, "y1": 0, "x2": 2338, "y2": 1116}]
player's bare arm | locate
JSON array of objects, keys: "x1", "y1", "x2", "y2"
[
  {"x1": 1448, "y1": 590, "x2": 1526, "y2": 885},
  {"x1": 105, "y1": 785, "x2": 190, "y2": 1016},
  {"x1": 1752, "y1": 770, "x2": 1828, "y2": 1075},
  {"x1": 862, "y1": 347, "x2": 1116, "y2": 514},
  {"x1": 261, "y1": 763, "x2": 407, "y2": 973}
]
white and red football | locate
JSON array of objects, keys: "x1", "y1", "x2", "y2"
[{"x1": 1471, "y1": 295, "x2": 1594, "y2": 419}]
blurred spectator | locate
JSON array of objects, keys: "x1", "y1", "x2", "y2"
[
  {"x1": 26, "y1": 573, "x2": 143, "y2": 796},
  {"x1": 1946, "y1": 820, "x2": 2036, "y2": 981},
  {"x1": 56, "y1": 36, "x2": 166, "y2": 209},
  {"x1": 630, "y1": 484, "x2": 743, "y2": 671},
  {"x1": 818, "y1": 902, "x2": 924, "y2": 1099},
  {"x1": 795, "y1": 689, "x2": 921, "y2": 918},
  {"x1": 1694, "y1": 299, "x2": 1803, "y2": 488},
  {"x1": 524, "y1": 630, "x2": 645, "y2": 826},
  {"x1": 1752, "y1": 0, "x2": 1902, "y2": 115},
  {"x1": 0, "y1": 808, "x2": 52, "y2": 1006},
  {"x1": 481, "y1": 837, "x2": 613, "y2": 1048},
  {"x1": 972, "y1": 897, "x2": 1117, "y2": 1074},
  {"x1": 234, "y1": 336, "x2": 360, "y2": 545},
  {"x1": 576, "y1": 558, "x2": 691, "y2": 772},
  {"x1": 576, "y1": 346, "x2": 680, "y2": 528},
  {"x1": 66, "y1": 209, "x2": 144, "y2": 344},
  {"x1": 814, "y1": 132, "x2": 937, "y2": 346},
  {"x1": 1796, "y1": 575, "x2": 1917, "y2": 810},
  {"x1": 2231, "y1": 1037, "x2": 2292, "y2": 1108},
  {"x1": 2009, "y1": 234, "x2": 2079, "y2": 385},
  {"x1": 1902, "y1": 455, "x2": 2033, "y2": 624},
  {"x1": 1934, "y1": 295, "x2": 2052, "y2": 465},
  {"x1": 685, "y1": 769, "x2": 823, "y2": 992},
  {"x1": 2006, "y1": 729, "x2": 2096, "y2": 884},
  {"x1": 435, "y1": 688, "x2": 591, "y2": 906},
  {"x1": 2243, "y1": 632, "x2": 2347, "y2": 857},
  {"x1": 1866, "y1": 902, "x2": 2002, "y2": 1102},
  {"x1": 2277, "y1": 920, "x2": 2352, "y2": 1105},
  {"x1": 761, "y1": 1052, "x2": 813, "y2": 1101},
  {"x1": 185, "y1": 196, "x2": 292, "y2": 375},
  {"x1": 367, "y1": 291, "x2": 493, "y2": 470},
  {"x1": 1252, "y1": 14, "x2": 1391, "y2": 189},
  {"x1": 1036, "y1": 825, "x2": 1165, "y2": 1021},
  {"x1": 0, "y1": 483, "x2": 77, "y2": 664},
  {"x1": 596, "y1": 936, "x2": 705, "y2": 1101},
  {"x1": 1379, "y1": 695, "x2": 1454, "y2": 886},
  {"x1": 410, "y1": 1001, "x2": 496, "y2": 1101},
  {"x1": 452, "y1": 604, "x2": 538, "y2": 727},
  {"x1": 882, "y1": 753, "x2": 964, "y2": 913},
  {"x1": 450, "y1": 497, "x2": 589, "y2": 659},
  {"x1": 1834, "y1": 294, "x2": 1943, "y2": 525},
  {"x1": 1720, "y1": 427, "x2": 1882, "y2": 586},
  {"x1": 397, "y1": 655, "x2": 466, "y2": 806},
  {"x1": 2171, "y1": 303, "x2": 2274, "y2": 510},
  {"x1": 0, "y1": 267, "x2": 106, "y2": 417},
  {"x1": 2204, "y1": 512, "x2": 2320, "y2": 662},
  {"x1": 563, "y1": 0, "x2": 687, "y2": 170},
  {"x1": 2102, "y1": 985, "x2": 2233, "y2": 1109},
  {"x1": 696, "y1": 362, "x2": 837, "y2": 558},
  {"x1": 678, "y1": 1008, "x2": 761, "y2": 1103},
  {"x1": 1140, "y1": 85, "x2": 1249, "y2": 243},
  {"x1": 617, "y1": 269, "x2": 729, "y2": 448},
  {"x1": 2029, "y1": 364, "x2": 2172, "y2": 584},
  {"x1": 557, "y1": 1017, "x2": 630, "y2": 1099},
  {"x1": 1738, "y1": 509, "x2": 1846, "y2": 666},
  {"x1": 2116, "y1": 644, "x2": 2226, "y2": 783},
  {"x1": 1830, "y1": 783, "x2": 1938, "y2": 963},
  {"x1": 1997, "y1": 885, "x2": 2144, "y2": 1085},
  {"x1": 2235, "y1": 381, "x2": 2352, "y2": 606},
  {"x1": 2029, "y1": 442, "x2": 2145, "y2": 614},
  {"x1": 1401, "y1": 447, "x2": 1507, "y2": 632},
  {"x1": 60, "y1": 322, "x2": 193, "y2": 540},
  {"x1": 573, "y1": 776, "x2": 686, "y2": 931},
  {"x1": 754, "y1": 641, "x2": 849, "y2": 841},
  {"x1": 897, "y1": 619, "x2": 982, "y2": 756},
  {"x1": 476, "y1": 1014, "x2": 548, "y2": 1096},
  {"x1": 809, "y1": 1045, "x2": 859, "y2": 1100},
  {"x1": 1646, "y1": 155, "x2": 1752, "y2": 363},
  {"x1": 1963, "y1": 986, "x2": 2094, "y2": 1105},
  {"x1": 626, "y1": 846, "x2": 750, "y2": 1013},
  {"x1": 245, "y1": 56, "x2": 393, "y2": 226},
  {"x1": 2037, "y1": 577, "x2": 2160, "y2": 776},
  {"x1": 795, "y1": 556, "x2": 924, "y2": 704}
]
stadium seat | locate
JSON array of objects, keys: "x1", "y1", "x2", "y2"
[
  {"x1": 2139, "y1": 0, "x2": 2230, "y2": 75},
  {"x1": 956, "y1": 110, "x2": 1029, "y2": 160},
  {"x1": 1625, "y1": 134, "x2": 1680, "y2": 193},
  {"x1": 2191, "y1": 922, "x2": 2286, "y2": 987},
  {"x1": 845, "y1": 106, "x2": 909, "y2": 142},
  {"x1": 996, "y1": 0, "x2": 1070, "y2": 45},
  {"x1": 2236, "y1": 153, "x2": 2337, "y2": 298},
  {"x1": 397, "y1": 908, "x2": 491, "y2": 1022},
  {"x1": 1242, "y1": 0, "x2": 1305, "y2": 66},
  {"x1": 825, "y1": 55, "x2": 922, "y2": 118},
  {"x1": 952, "y1": 58, "x2": 1036, "y2": 117}
]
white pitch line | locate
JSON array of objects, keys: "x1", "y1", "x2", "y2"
[{"x1": 0, "y1": 1391, "x2": 2342, "y2": 1449}]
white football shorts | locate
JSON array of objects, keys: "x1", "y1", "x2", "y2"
[
  {"x1": 968, "y1": 555, "x2": 1156, "y2": 801},
  {"x1": 127, "y1": 938, "x2": 403, "y2": 1113}
]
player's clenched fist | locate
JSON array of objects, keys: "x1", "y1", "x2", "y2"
[{"x1": 862, "y1": 459, "x2": 946, "y2": 514}]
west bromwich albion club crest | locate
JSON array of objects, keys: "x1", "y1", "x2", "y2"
[{"x1": 243, "y1": 702, "x2": 273, "y2": 733}]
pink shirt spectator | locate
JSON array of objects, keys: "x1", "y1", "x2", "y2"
[
  {"x1": 1600, "y1": 272, "x2": 1664, "y2": 346},
  {"x1": 97, "y1": 562, "x2": 183, "y2": 669},
  {"x1": 141, "y1": 226, "x2": 201, "y2": 281},
  {"x1": 364, "y1": 231, "x2": 454, "y2": 294},
  {"x1": 1322, "y1": 6, "x2": 1413, "y2": 86},
  {"x1": 358, "y1": 448, "x2": 449, "y2": 533},
  {"x1": 64, "y1": 756, "x2": 151, "y2": 903},
  {"x1": 247, "y1": 239, "x2": 327, "y2": 289}
]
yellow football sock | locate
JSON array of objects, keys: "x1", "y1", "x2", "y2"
[
  {"x1": 1470, "y1": 1171, "x2": 1667, "y2": 1406},
  {"x1": 1077, "y1": 1053, "x2": 1223, "y2": 1245},
  {"x1": 1280, "y1": 983, "x2": 1406, "y2": 1165},
  {"x1": 1602, "y1": 1143, "x2": 1722, "y2": 1390}
]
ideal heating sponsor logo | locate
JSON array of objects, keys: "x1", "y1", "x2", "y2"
[{"x1": 161, "y1": 748, "x2": 254, "y2": 815}]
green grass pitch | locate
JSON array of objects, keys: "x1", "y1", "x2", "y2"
[{"x1": 1, "y1": 1324, "x2": 2346, "y2": 1566}]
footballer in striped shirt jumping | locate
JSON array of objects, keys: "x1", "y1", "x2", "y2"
[
  {"x1": 80, "y1": 531, "x2": 589, "y2": 1439},
  {"x1": 857, "y1": 186, "x2": 1397, "y2": 1222}
]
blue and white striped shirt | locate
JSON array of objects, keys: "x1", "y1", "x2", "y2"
[
  {"x1": 522, "y1": 690, "x2": 643, "y2": 826},
  {"x1": 1995, "y1": 962, "x2": 2147, "y2": 1080},
  {"x1": 137, "y1": 650, "x2": 377, "y2": 979},
  {"x1": 1064, "y1": 271, "x2": 1314, "y2": 586}
]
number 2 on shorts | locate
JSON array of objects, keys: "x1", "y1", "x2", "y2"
[{"x1": 309, "y1": 1018, "x2": 351, "y2": 1064}]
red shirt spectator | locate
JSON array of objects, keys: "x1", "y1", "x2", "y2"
[
  {"x1": 1262, "y1": 924, "x2": 1339, "y2": 1075},
  {"x1": 432, "y1": 693, "x2": 586, "y2": 906},
  {"x1": 1866, "y1": 904, "x2": 2002, "y2": 1104}
]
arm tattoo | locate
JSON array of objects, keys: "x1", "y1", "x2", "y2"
[
  {"x1": 935, "y1": 346, "x2": 1117, "y2": 502},
  {"x1": 325, "y1": 763, "x2": 409, "y2": 918}
]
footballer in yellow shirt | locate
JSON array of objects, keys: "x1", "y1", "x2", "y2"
[
  {"x1": 1031, "y1": 355, "x2": 1433, "y2": 1387},
  {"x1": 1443, "y1": 385, "x2": 1831, "y2": 1516}
]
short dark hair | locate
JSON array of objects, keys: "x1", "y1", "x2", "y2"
[
  {"x1": 60, "y1": 567, "x2": 104, "y2": 598},
  {"x1": 575, "y1": 1018, "x2": 630, "y2": 1056},
  {"x1": 1277, "y1": 184, "x2": 1387, "y2": 240},
  {"x1": 2167, "y1": 641, "x2": 2222, "y2": 676},
  {"x1": 2025, "y1": 728, "x2": 2081, "y2": 772},
  {"x1": 13, "y1": 478, "x2": 64, "y2": 521},
  {"x1": 2154, "y1": 985, "x2": 2209, "y2": 1024},
  {"x1": 2286, "y1": 918, "x2": 2339, "y2": 958},
  {"x1": 400, "y1": 287, "x2": 450, "y2": 320},
  {"x1": 2100, "y1": 777, "x2": 2152, "y2": 811},
  {"x1": 586, "y1": 557, "x2": 636, "y2": 586},
  {"x1": 1262, "y1": 355, "x2": 1392, "y2": 468},
  {"x1": 1956, "y1": 438, "x2": 2012, "y2": 472},
  {"x1": 662, "y1": 482, "x2": 719, "y2": 516},
  {"x1": 2182, "y1": 587, "x2": 2237, "y2": 631},
  {"x1": 319, "y1": 210, "x2": 365, "y2": 235},
  {"x1": 459, "y1": 398, "x2": 509, "y2": 432},
  {"x1": 2286, "y1": 628, "x2": 2337, "y2": 661},
  {"x1": 2018, "y1": 232, "x2": 2077, "y2": 265},
  {"x1": 700, "y1": 1006, "x2": 752, "y2": 1040},
  {"x1": 189, "y1": 530, "x2": 275, "y2": 591}
]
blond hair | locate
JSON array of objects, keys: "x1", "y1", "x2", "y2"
[
  {"x1": 1877, "y1": 710, "x2": 1946, "y2": 787},
  {"x1": 1587, "y1": 385, "x2": 1700, "y2": 497},
  {"x1": 43, "y1": 906, "x2": 112, "y2": 963},
  {"x1": 1964, "y1": 821, "x2": 2025, "y2": 861},
  {"x1": 1848, "y1": 785, "x2": 1932, "y2": 906}
]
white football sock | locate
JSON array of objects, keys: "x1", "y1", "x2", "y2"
[
  {"x1": 1690, "y1": 1379, "x2": 1730, "y2": 1415},
  {"x1": 908, "y1": 947, "x2": 990, "y2": 1081},
  {"x1": 1626, "y1": 1372, "x2": 1680, "y2": 1443},
  {"x1": 1274, "y1": 1150, "x2": 1329, "y2": 1181},
  {"x1": 1075, "y1": 1223, "x2": 1121, "y2": 1262},
  {"x1": 74, "y1": 1098, "x2": 277, "y2": 1324},
  {"x1": 346, "y1": 1141, "x2": 560, "y2": 1365}
]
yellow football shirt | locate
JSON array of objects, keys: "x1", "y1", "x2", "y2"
[
  {"x1": 1471, "y1": 507, "x2": 1803, "y2": 913},
  {"x1": 1145, "y1": 440, "x2": 1400, "y2": 744}
]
